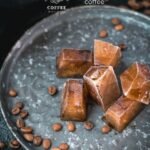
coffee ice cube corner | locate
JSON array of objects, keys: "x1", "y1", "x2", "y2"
[
  {"x1": 120, "y1": 62, "x2": 150, "y2": 105},
  {"x1": 83, "y1": 65, "x2": 120, "y2": 111},
  {"x1": 94, "y1": 39, "x2": 121, "y2": 67},
  {"x1": 56, "y1": 48, "x2": 92, "y2": 77}
]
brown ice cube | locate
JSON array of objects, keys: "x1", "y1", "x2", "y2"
[
  {"x1": 56, "y1": 48, "x2": 92, "y2": 77},
  {"x1": 60, "y1": 79, "x2": 87, "y2": 121},
  {"x1": 94, "y1": 40, "x2": 121, "y2": 67},
  {"x1": 120, "y1": 62, "x2": 150, "y2": 105},
  {"x1": 83, "y1": 65, "x2": 120, "y2": 111},
  {"x1": 104, "y1": 96, "x2": 144, "y2": 132}
]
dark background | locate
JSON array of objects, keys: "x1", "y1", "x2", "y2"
[{"x1": 0, "y1": 0, "x2": 149, "y2": 149}]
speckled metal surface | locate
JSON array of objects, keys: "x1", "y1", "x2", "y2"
[{"x1": 0, "y1": 5, "x2": 150, "y2": 150}]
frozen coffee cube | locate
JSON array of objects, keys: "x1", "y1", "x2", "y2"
[
  {"x1": 120, "y1": 62, "x2": 150, "y2": 105},
  {"x1": 56, "y1": 48, "x2": 92, "y2": 77},
  {"x1": 83, "y1": 65, "x2": 120, "y2": 111},
  {"x1": 61, "y1": 79, "x2": 87, "y2": 121},
  {"x1": 94, "y1": 40, "x2": 121, "y2": 67},
  {"x1": 104, "y1": 96, "x2": 144, "y2": 132}
]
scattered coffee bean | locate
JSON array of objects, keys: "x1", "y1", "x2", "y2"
[
  {"x1": 42, "y1": 139, "x2": 51, "y2": 150},
  {"x1": 128, "y1": 0, "x2": 141, "y2": 10},
  {"x1": 67, "y1": 122, "x2": 76, "y2": 132},
  {"x1": 33, "y1": 135, "x2": 42, "y2": 146},
  {"x1": 48, "y1": 86, "x2": 57, "y2": 95},
  {"x1": 99, "y1": 29, "x2": 108, "y2": 38},
  {"x1": 84, "y1": 121, "x2": 94, "y2": 130},
  {"x1": 9, "y1": 139, "x2": 20, "y2": 149},
  {"x1": 21, "y1": 127, "x2": 33, "y2": 133},
  {"x1": 11, "y1": 107, "x2": 21, "y2": 115},
  {"x1": 11, "y1": 139, "x2": 20, "y2": 146},
  {"x1": 114, "y1": 24, "x2": 124, "y2": 31},
  {"x1": 52, "y1": 148, "x2": 61, "y2": 150},
  {"x1": 59, "y1": 143, "x2": 69, "y2": 150},
  {"x1": 111, "y1": 18, "x2": 121, "y2": 25},
  {"x1": 0, "y1": 141, "x2": 5, "y2": 149},
  {"x1": 15, "y1": 102, "x2": 24, "y2": 109},
  {"x1": 141, "y1": 1, "x2": 150, "y2": 8},
  {"x1": 101, "y1": 124, "x2": 111, "y2": 134},
  {"x1": 144, "y1": 9, "x2": 150, "y2": 15},
  {"x1": 16, "y1": 118, "x2": 25, "y2": 128},
  {"x1": 119, "y1": 43, "x2": 127, "y2": 50},
  {"x1": 20, "y1": 110, "x2": 28, "y2": 119},
  {"x1": 52, "y1": 123, "x2": 62, "y2": 132},
  {"x1": 23, "y1": 133, "x2": 34, "y2": 142},
  {"x1": 8, "y1": 89, "x2": 17, "y2": 97}
]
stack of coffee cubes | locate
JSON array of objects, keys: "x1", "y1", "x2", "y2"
[{"x1": 56, "y1": 39, "x2": 150, "y2": 132}]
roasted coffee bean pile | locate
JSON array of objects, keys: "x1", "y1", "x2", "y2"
[{"x1": 120, "y1": 0, "x2": 150, "y2": 16}]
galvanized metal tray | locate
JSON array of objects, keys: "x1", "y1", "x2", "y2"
[{"x1": 0, "y1": 5, "x2": 150, "y2": 150}]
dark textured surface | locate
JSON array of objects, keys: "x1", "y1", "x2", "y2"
[{"x1": 0, "y1": 6, "x2": 150, "y2": 150}]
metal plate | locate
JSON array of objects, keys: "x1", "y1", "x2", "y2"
[{"x1": 0, "y1": 6, "x2": 150, "y2": 150}]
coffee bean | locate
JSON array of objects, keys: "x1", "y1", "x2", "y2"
[
  {"x1": 21, "y1": 127, "x2": 33, "y2": 133},
  {"x1": 144, "y1": 9, "x2": 150, "y2": 16},
  {"x1": 52, "y1": 148, "x2": 61, "y2": 150},
  {"x1": 114, "y1": 24, "x2": 124, "y2": 31},
  {"x1": 9, "y1": 139, "x2": 20, "y2": 149},
  {"x1": 128, "y1": 0, "x2": 141, "y2": 10},
  {"x1": 11, "y1": 139, "x2": 19, "y2": 146},
  {"x1": 67, "y1": 122, "x2": 76, "y2": 132},
  {"x1": 19, "y1": 110, "x2": 28, "y2": 119},
  {"x1": 11, "y1": 107, "x2": 21, "y2": 115},
  {"x1": 119, "y1": 43, "x2": 127, "y2": 50},
  {"x1": 0, "y1": 141, "x2": 5, "y2": 149},
  {"x1": 23, "y1": 134, "x2": 34, "y2": 142},
  {"x1": 48, "y1": 86, "x2": 57, "y2": 95},
  {"x1": 101, "y1": 124, "x2": 111, "y2": 134},
  {"x1": 16, "y1": 118, "x2": 25, "y2": 128},
  {"x1": 59, "y1": 143, "x2": 69, "y2": 150},
  {"x1": 52, "y1": 123, "x2": 62, "y2": 132},
  {"x1": 111, "y1": 18, "x2": 121, "y2": 25},
  {"x1": 42, "y1": 139, "x2": 51, "y2": 150},
  {"x1": 8, "y1": 89, "x2": 17, "y2": 97},
  {"x1": 84, "y1": 121, "x2": 94, "y2": 130},
  {"x1": 33, "y1": 135, "x2": 42, "y2": 146},
  {"x1": 15, "y1": 102, "x2": 24, "y2": 109},
  {"x1": 141, "y1": 1, "x2": 150, "y2": 8},
  {"x1": 99, "y1": 29, "x2": 108, "y2": 38}
]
